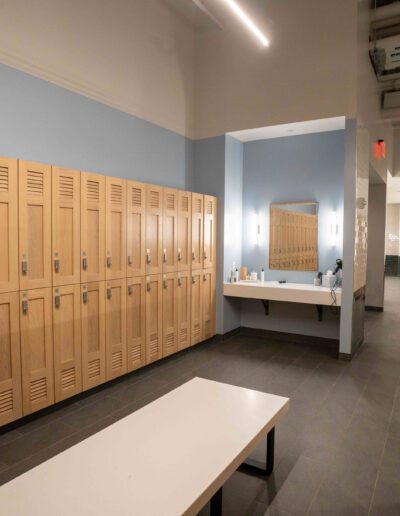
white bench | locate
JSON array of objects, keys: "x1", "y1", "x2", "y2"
[{"x1": 0, "y1": 378, "x2": 289, "y2": 516}]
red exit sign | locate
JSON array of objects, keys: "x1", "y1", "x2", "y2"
[{"x1": 374, "y1": 139, "x2": 386, "y2": 160}]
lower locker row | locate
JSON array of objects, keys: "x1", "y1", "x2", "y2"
[{"x1": 0, "y1": 269, "x2": 216, "y2": 427}]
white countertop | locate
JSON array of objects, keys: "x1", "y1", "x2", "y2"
[
  {"x1": 224, "y1": 280, "x2": 341, "y2": 306},
  {"x1": 0, "y1": 378, "x2": 289, "y2": 516}
]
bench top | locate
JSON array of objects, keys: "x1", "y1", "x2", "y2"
[{"x1": 0, "y1": 377, "x2": 289, "y2": 516}]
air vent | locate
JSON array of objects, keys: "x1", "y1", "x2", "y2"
[
  {"x1": 61, "y1": 367, "x2": 76, "y2": 389},
  {"x1": 149, "y1": 190, "x2": 159, "y2": 209},
  {"x1": 111, "y1": 184, "x2": 122, "y2": 204},
  {"x1": 206, "y1": 200, "x2": 213, "y2": 215},
  {"x1": 181, "y1": 195, "x2": 189, "y2": 212},
  {"x1": 87, "y1": 180, "x2": 100, "y2": 201},
  {"x1": 130, "y1": 345, "x2": 141, "y2": 362},
  {"x1": 193, "y1": 324, "x2": 200, "y2": 339},
  {"x1": 165, "y1": 332, "x2": 175, "y2": 348},
  {"x1": 0, "y1": 389, "x2": 13, "y2": 415},
  {"x1": 88, "y1": 359, "x2": 101, "y2": 379},
  {"x1": 166, "y1": 193, "x2": 175, "y2": 210},
  {"x1": 150, "y1": 333, "x2": 158, "y2": 356},
  {"x1": 131, "y1": 187, "x2": 142, "y2": 207},
  {"x1": 0, "y1": 167, "x2": 9, "y2": 193},
  {"x1": 59, "y1": 175, "x2": 74, "y2": 199},
  {"x1": 179, "y1": 328, "x2": 187, "y2": 344},
  {"x1": 27, "y1": 170, "x2": 44, "y2": 195},
  {"x1": 111, "y1": 351, "x2": 123, "y2": 370},
  {"x1": 195, "y1": 198, "x2": 202, "y2": 213},
  {"x1": 30, "y1": 377, "x2": 47, "y2": 402}
]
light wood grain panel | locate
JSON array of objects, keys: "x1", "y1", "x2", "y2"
[
  {"x1": 106, "y1": 177, "x2": 126, "y2": 280},
  {"x1": 177, "y1": 271, "x2": 191, "y2": 351},
  {"x1": 202, "y1": 269, "x2": 216, "y2": 340},
  {"x1": 177, "y1": 191, "x2": 192, "y2": 272},
  {"x1": 145, "y1": 185, "x2": 163, "y2": 274},
  {"x1": 127, "y1": 277, "x2": 146, "y2": 372},
  {"x1": 105, "y1": 278, "x2": 127, "y2": 380},
  {"x1": 145, "y1": 274, "x2": 162, "y2": 363},
  {"x1": 191, "y1": 269, "x2": 202, "y2": 346},
  {"x1": 127, "y1": 180, "x2": 146, "y2": 277},
  {"x1": 191, "y1": 193, "x2": 203, "y2": 271},
  {"x1": 203, "y1": 195, "x2": 217, "y2": 269},
  {"x1": 162, "y1": 273, "x2": 178, "y2": 357},
  {"x1": 162, "y1": 188, "x2": 178, "y2": 273}
]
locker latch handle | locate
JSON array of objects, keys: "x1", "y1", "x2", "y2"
[
  {"x1": 55, "y1": 292, "x2": 61, "y2": 308},
  {"x1": 82, "y1": 291, "x2": 88, "y2": 304},
  {"x1": 192, "y1": 249, "x2": 195, "y2": 261},
  {"x1": 82, "y1": 256, "x2": 88, "y2": 270},
  {"x1": 107, "y1": 256, "x2": 112, "y2": 268},
  {"x1": 146, "y1": 251, "x2": 151, "y2": 265},
  {"x1": 178, "y1": 249, "x2": 182, "y2": 261},
  {"x1": 163, "y1": 276, "x2": 167, "y2": 289},
  {"x1": 204, "y1": 248, "x2": 208, "y2": 260},
  {"x1": 178, "y1": 276, "x2": 182, "y2": 287},
  {"x1": 128, "y1": 284, "x2": 133, "y2": 296},
  {"x1": 192, "y1": 276, "x2": 196, "y2": 284},
  {"x1": 54, "y1": 258, "x2": 60, "y2": 273},
  {"x1": 107, "y1": 287, "x2": 112, "y2": 299},
  {"x1": 21, "y1": 259, "x2": 28, "y2": 275},
  {"x1": 146, "y1": 279, "x2": 151, "y2": 292},
  {"x1": 203, "y1": 274, "x2": 207, "y2": 282},
  {"x1": 163, "y1": 249, "x2": 167, "y2": 263},
  {"x1": 127, "y1": 255, "x2": 133, "y2": 266},
  {"x1": 22, "y1": 299, "x2": 28, "y2": 314}
]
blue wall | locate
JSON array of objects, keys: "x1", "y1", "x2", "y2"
[{"x1": 0, "y1": 64, "x2": 192, "y2": 189}]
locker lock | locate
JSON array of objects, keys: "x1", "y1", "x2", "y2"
[
  {"x1": 127, "y1": 255, "x2": 133, "y2": 266},
  {"x1": 192, "y1": 249, "x2": 195, "y2": 261},
  {"x1": 192, "y1": 275, "x2": 196, "y2": 284},
  {"x1": 21, "y1": 255, "x2": 28, "y2": 275},
  {"x1": 163, "y1": 276, "x2": 168, "y2": 289},
  {"x1": 203, "y1": 274, "x2": 207, "y2": 282},
  {"x1": 55, "y1": 290, "x2": 61, "y2": 308},
  {"x1": 146, "y1": 278, "x2": 151, "y2": 292},
  {"x1": 204, "y1": 248, "x2": 208, "y2": 260},
  {"x1": 22, "y1": 296, "x2": 28, "y2": 314},
  {"x1": 82, "y1": 290, "x2": 88, "y2": 304},
  {"x1": 54, "y1": 253, "x2": 60, "y2": 273},
  {"x1": 146, "y1": 250, "x2": 151, "y2": 265},
  {"x1": 82, "y1": 253, "x2": 88, "y2": 270},
  {"x1": 163, "y1": 249, "x2": 167, "y2": 263},
  {"x1": 177, "y1": 248, "x2": 182, "y2": 262},
  {"x1": 178, "y1": 275, "x2": 182, "y2": 287},
  {"x1": 128, "y1": 284, "x2": 133, "y2": 296},
  {"x1": 107, "y1": 255, "x2": 112, "y2": 268},
  {"x1": 107, "y1": 286, "x2": 112, "y2": 299}
]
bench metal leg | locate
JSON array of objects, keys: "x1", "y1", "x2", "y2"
[
  {"x1": 240, "y1": 427, "x2": 275, "y2": 475},
  {"x1": 210, "y1": 486, "x2": 222, "y2": 516}
]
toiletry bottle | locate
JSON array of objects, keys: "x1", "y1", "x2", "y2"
[
  {"x1": 235, "y1": 268, "x2": 239, "y2": 282},
  {"x1": 261, "y1": 268, "x2": 265, "y2": 282},
  {"x1": 230, "y1": 262, "x2": 236, "y2": 283}
]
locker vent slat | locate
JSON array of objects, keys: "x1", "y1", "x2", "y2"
[
  {"x1": 27, "y1": 170, "x2": 44, "y2": 195},
  {"x1": 30, "y1": 378, "x2": 47, "y2": 402},
  {"x1": 88, "y1": 359, "x2": 101, "y2": 379},
  {"x1": 61, "y1": 367, "x2": 76, "y2": 389},
  {"x1": 181, "y1": 195, "x2": 189, "y2": 212},
  {"x1": 165, "y1": 331, "x2": 175, "y2": 349},
  {"x1": 166, "y1": 193, "x2": 175, "y2": 210},
  {"x1": 111, "y1": 351, "x2": 123, "y2": 370},
  {"x1": 195, "y1": 198, "x2": 202, "y2": 213},
  {"x1": 149, "y1": 190, "x2": 159, "y2": 209},
  {"x1": 193, "y1": 324, "x2": 200, "y2": 340},
  {"x1": 150, "y1": 333, "x2": 158, "y2": 356},
  {"x1": 179, "y1": 328, "x2": 187, "y2": 344},
  {"x1": 130, "y1": 345, "x2": 141, "y2": 362},
  {"x1": 0, "y1": 167, "x2": 9, "y2": 192},
  {"x1": 206, "y1": 200, "x2": 213, "y2": 215},
  {"x1": 111, "y1": 184, "x2": 122, "y2": 204},
  {"x1": 59, "y1": 175, "x2": 74, "y2": 199},
  {"x1": 0, "y1": 389, "x2": 13, "y2": 415},
  {"x1": 131, "y1": 187, "x2": 142, "y2": 207},
  {"x1": 87, "y1": 180, "x2": 100, "y2": 201}
]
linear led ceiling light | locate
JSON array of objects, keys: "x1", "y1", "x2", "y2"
[{"x1": 222, "y1": 0, "x2": 269, "y2": 47}]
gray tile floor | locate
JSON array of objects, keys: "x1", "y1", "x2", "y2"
[{"x1": 1, "y1": 278, "x2": 400, "y2": 515}]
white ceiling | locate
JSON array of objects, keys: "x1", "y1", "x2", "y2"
[{"x1": 227, "y1": 116, "x2": 346, "y2": 142}]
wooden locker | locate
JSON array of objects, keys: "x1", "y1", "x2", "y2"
[
  {"x1": 81, "y1": 172, "x2": 105, "y2": 283},
  {"x1": 52, "y1": 167, "x2": 81, "y2": 286},
  {"x1": 20, "y1": 287, "x2": 54, "y2": 415},
  {"x1": 127, "y1": 180, "x2": 146, "y2": 277},
  {"x1": 127, "y1": 277, "x2": 146, "y2": 372},
  {"x1": 162, "y1": 188, "x2": 178, "y2": 273},
  {"x1": 191, "y1": 193, "x2": 204, "y2": 271},
  {"x1": 202, "y1": 269, "x2": 216, "y2": 340},
  {"x1": 106, "y1": 177, "x2": 126, "y2": 280},
  {"x1": 81, "y1": 281, "x2": 106, "y2": 391},
  {"x1": 145, "y1": 184, "x2": 163, "y2": 274},
  {"x1": 162, "y1": 273, "x2": 178, "y2": 357},
  {"x1": 0, "y1": 292, "x2": 22, "y2": 426},
  {"x1": 177, "y1": 271, "x2": 191, "y2": 351},
  {"x1": 53, "y1": 284, "x2": 82, "y2": 402},
  {"x1": 19, "y1": 160, "x2": 52, "y2": 290},
  {"x1": 0, "y1": 157, "x2": 19, "y2": 294},
  {"x1": 203, "y1": 195, "x2": 217, "y2": 269},
  {"x1": 177, "y1": 191, "x2": 192, "y2": 272},
  {"x1": 191, "y1": 269, "x2": 203, "y2": 346},
  {"x1": 105, "y1": 278, "x2": 127, "y2": 380},
  {"x1": 145, "y1": 274, "x2": 162, "y2": 363}
]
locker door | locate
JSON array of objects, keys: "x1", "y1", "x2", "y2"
[
  {"x1": 81, "y1": 282, "x2": 106, "y2": 391},
  {"x1": 105, "y1": 279, "x2": 127, "y2": 380},
  {"x1": 81, "y1": 172, "x2": 105, "y2": 283},
  {"x1": 162, "y1": 273, "x2": 178, "y2": 357},
  {"x1": 191, "y1": 193, "x2": 203, "y2": 271},
  {"x1": 0, "y1": 157, "x2": 18, "y2": 294},
  {"x1": 162, "y1": 188, "x2": 178, "y2": 273},
  {"x1": 0, "y1": 292, "x2": 22, "y2": 426},
  {"x1": 20, "y1": 288, "x2": 54, "y2": 415},
  {"x1": 202, "y1": 269, "x2": 216, "y2": 340},
  {"x1": 145, "y1": 185, "x2": 163, "y2": 274},
  {"x1": 203, "y1": 195, "x2": 217, "y2": 269},
  {"x1": 53, "y1": 284, "x2": 82, "y2": 402},
  {"x1": 19, "y1": 161, "x2": 52, "y2": 290},
  {"x1": 177, "y1": 191, "x2": 192, "y2": 273},
  {"x1": 177, "y1": 271, "x2": 191, "y2": 351},
  {"x1": 106, "y1": 177, "x2": 126, "y2": 280},
  {"x1": 52, "y1": 167, "x2": 81, "y2": 286},
  {"x1": 127, "y1": 180, "x2": 146, "y2": 277},
  {"x1": 145, "y1": 274, "x2": 162, "y2": 363},
  {"x1": 191, "y1": 270, "x2": 203, "y2": 346},
  {"x1": 127, "y1": 277, "x2": 146, "y2": 372}
]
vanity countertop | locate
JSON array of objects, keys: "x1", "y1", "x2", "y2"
[{"x1": 223, "y1": 280, "x2": 341, "y2": 306}]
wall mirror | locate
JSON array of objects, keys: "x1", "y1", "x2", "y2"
[{"x1": 269, "y1": 202, "x2": 319, "y2": 271}]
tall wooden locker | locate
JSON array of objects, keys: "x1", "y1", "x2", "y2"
[
  {"x1": 177, "y1": 271, "x2": 191, "y2": 351},
  {"x1": 162, "y1": 188, "x2": 178, "y2": 273},
  {"x1": 203, "y1": 195, "x2": 217, "y2": 270},
  {"x1": 127, "y1": 180, "x2": 146, "y2": 277},
  {"x1": 191, "y1": 270, "x2": 203, "y2": 346},
  {"x1": 19, "y1": 160, "x2": 52, "y2": 290},
  {"x1": 106, "y1": 177, "x2": 126, "y2": 280},
  {"x1": 0, "y1": 292, "x2": 22, "y2": 426},
  {"x1": 145, "y1": 184, "x2": 163, "y2": 274},
  {"x1": 127, "y1": 277, "x2": 146, "y2": 372},
  {"x1": 20, "y1": 287, "x2": 54, "y2": 415},
  {"x1": 105, "y1": 279, "x2": 127, "y2": 380},
  {"x1": 81, "y1": 281, "x2": 106, "y2": 391},
  {"x1": 145, "y1": 274, "x2": 162, "y2": 363},
  {"x1": 0, "y1": 157, "x2": 19, "y2": 294},
  {"x1": 52, "y1": 167, "x2": 81, "y2": 286},
  {"x1": 202, "y1": 269, "x2": 216, "y2": 340},
  {"x1": 53, "y1": 284, "x2": 82, "y2": 402},
  {"x1": 162, "y1": 273, "x2": 178, "y2": 357},
  {"x1": 191, "y1": 193, "x2": 204, "y2": 271},
  {"x1": 177, "y1": 191, "x2": 192, "y2": 272},
  {"x1": 81, "y1": 172, "x2": 105, "y2": 283}
]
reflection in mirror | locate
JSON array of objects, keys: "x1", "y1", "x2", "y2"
[{"x1": 269, "y1": 202, "x2": 318, "y2": 271}]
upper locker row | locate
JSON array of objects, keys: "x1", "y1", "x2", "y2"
[{"x1": 0, "y1": 157, "x2": 217, "y2": 293}]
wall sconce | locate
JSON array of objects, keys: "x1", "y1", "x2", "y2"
[
  {"x1": 253, "y1": 211, "x2": 261, "y2": 245},
  {"x1": 330, "y1": 210, "x2": 338, "y2": 246}
]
